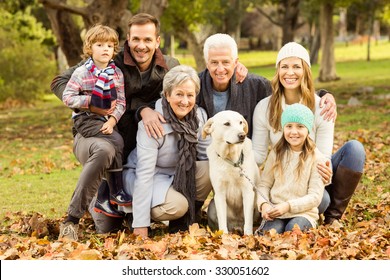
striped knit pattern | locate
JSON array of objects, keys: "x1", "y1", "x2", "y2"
[{"x1": 85, "y1": 57, "x2": 117, "y2": 109}]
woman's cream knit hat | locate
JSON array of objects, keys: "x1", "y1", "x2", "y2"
[{"x1": 276, "y1": 42, "x2": 311, "y2": 68}]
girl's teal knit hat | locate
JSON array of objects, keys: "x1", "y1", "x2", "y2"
[{"x1": 281, "y1": 103, "x2": 314, "y2": 133}]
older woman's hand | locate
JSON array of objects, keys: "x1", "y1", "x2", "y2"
[
  {"x1": 133, "y1": 227, "x2": 148, "y2": 238},
  {"x1": 319, "y1": 93, "x2": 337, "y2": 122},
  {"x1": 140, "y1": 107, "x2": 166, "y2": 139}
]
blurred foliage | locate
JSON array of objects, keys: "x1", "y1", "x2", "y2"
[
  {"x1": 0, "y1": 7, "x2": 56, "y2": 103},
  {"x1": 161, "y1": 0, "x2": 224, "y2": 34}
]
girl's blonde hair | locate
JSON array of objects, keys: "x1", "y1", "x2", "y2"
[
  {"x1": 272, "y1": 133, "x2": 316, "y2": 181},
  {"x1": 82, "y1": 24, "x2": 120, "y2": 59},
  {"x1": 268, "y1": 60, "x2": 315, "y2": 132}
]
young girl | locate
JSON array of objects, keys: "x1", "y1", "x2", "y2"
[
  {"x1": 60, "y1": 25, "x2": 130, "y2": 240},
  {"x1": 256, "y1": 103, "x2": 325, "y2": 233}
]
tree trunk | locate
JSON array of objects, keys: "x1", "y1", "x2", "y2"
[
  {"x1": 355, "y1": 16, "x2": 362, "y2": 36},
  {"x1": 223, "y1": 0, "x2": 242, "y2": 44},
  {"x1": 310, "y1": 24, "x2": 321, "y2": 65},
  {"x1": 338, "y1": 7, "x2": 347, "y2": 42},
  {"x1": 256, "y1": 0, "x2": 303, "y2": 48},
  {"x1": 140, "y1": 0, "x2": 168, "y2": 19},
  {"x1": 280, "y1": 0, "x2": 301, "y2": 45},
  {"x1": 39, "y1": 0, "x2": 141, "y2": 67},
  {"x1": 186, "y1": 36, "x2": 206, "y2": 72},
  {"x1": 42, "y1": 3, "x2": 83, "y2": 67},
  {"x1": 388, "y1": 26, "x2": 390, "y2": 42},
  {"x1": 318, "y1": 2, "x2": 339, "y2": 82},
  {"x1": 175, "y1": 25, "x2": 210, "y2": 71},
  {"x1": 373, "y1": 20, "x2": 380, "y2": 41}
]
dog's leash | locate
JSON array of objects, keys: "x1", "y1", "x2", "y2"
[
  {"x1": 239, "y1": 168, "x2": 274, "y2": 235},
  {"x1": 216, "y1": 150, "x2": 274, "y2": 235},
  {"x1": 216, "y1": 150, "x2": 245, "y2": 167}
]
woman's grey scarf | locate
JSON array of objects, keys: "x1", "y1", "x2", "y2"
[{"x1": 162, "y1": 97, "x2": 199, "y2": 226}]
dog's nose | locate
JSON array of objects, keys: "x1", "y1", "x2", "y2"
[{"x1": 238, "y1": 133, "x2": 246, "y2": 141}]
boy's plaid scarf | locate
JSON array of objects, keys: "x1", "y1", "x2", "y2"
[{"x1": 85, "y1": 57, "x2": 117, "y2": 109}]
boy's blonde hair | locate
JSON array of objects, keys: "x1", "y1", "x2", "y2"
[{"x1": 82, "y1": 24, "x2": 120, "y2": 59}]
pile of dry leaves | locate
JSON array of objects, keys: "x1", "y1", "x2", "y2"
[{"x1": 1, "y1": 192, "x2": 389, "y2": 260}]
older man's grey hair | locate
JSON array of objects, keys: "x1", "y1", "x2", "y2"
[
  {"x1": 162, "y1": 65, "x2": 200, "y2": 97},
  {"x1": 203, "y1": 33, "x2": 238, "y2": 62}
]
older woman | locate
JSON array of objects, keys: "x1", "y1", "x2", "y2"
[
  {"x1": 252, "y1": 42, "x2": 365, "y2": 227},
  {"x1": 100, "y1": 65, "x2": 211, "y2": 238}
]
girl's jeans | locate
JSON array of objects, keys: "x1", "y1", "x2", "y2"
[{"x1": 261, "y1": 216, "x2": 312, "y2": 234}]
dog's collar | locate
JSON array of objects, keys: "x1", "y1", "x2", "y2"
[{"x1": 216, "y1": 149, "x2": 244, "y2": 168}]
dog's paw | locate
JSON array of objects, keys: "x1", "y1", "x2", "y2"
[{"x1": 244, "y1": 229, "x2": 253, "y2": 236}]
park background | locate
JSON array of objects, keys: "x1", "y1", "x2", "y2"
[{"x1": 0, "y1": 0, "x2": 389, "y2": 260}]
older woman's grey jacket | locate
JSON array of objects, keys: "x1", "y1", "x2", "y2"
[{"x1": 122, "y1": 98, "x2": 210, "y2": 228}]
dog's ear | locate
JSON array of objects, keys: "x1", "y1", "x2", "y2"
[
  {"x1": 202, "y1": 117, "x2": 214, "y2": 139},
  {"x1": 242, "y1": 117, "x2": 249, "y2": 135}
]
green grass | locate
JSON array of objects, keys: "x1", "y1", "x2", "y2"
[
  {"x1": 176, "y1": 39, "x2": 390, "y2": 67},
  {"x1": 0, "y1": 169, "x2": 80, "y2": 219},
  {"x1": 0, "y1": 96, "x2": 80, "y2": 219},
  {"x1": 0, "y1": 41, "x2": 389, "y2": 220}
]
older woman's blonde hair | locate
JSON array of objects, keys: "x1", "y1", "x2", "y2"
[
  {"x1": 268, "y1": 59, "x2": 315, "y2": 132},
  {"x1": 82, "y1": 24, "x2": 120, "y2": 59}
]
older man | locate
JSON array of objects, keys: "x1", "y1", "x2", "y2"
[{"x1": 197, "y1": 33, "x2": 272, "y2": 138}]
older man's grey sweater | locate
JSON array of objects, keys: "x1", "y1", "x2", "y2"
[{"x1": 197, "y1": 69, "x2": 272, "y2": 138}]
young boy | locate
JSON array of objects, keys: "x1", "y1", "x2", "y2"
[{"x1": 60, "y1": 25, "x2": 131, "y2": 240}]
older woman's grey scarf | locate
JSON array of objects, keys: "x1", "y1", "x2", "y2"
[{"x1": 162, "y1": 97, "x2": 199, "y2": 226}]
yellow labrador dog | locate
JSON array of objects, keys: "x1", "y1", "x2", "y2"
[{"x1": 202, "y1": 110, "x2": 260, "y2": 235}]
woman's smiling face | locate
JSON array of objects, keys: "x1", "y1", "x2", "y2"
[
  {"x1": 278, "y1": 57, "x2": 304, "y2": 93},
  {"x1": 166, "y1": 79, "x2": 196, "y2": 120}
]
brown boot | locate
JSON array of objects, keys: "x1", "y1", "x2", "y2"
[{"x1": 324, "y1": 165, "x2": 362, "y2": 224}]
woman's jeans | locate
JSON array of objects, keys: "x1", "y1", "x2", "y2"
[{"x1": 318, "y1": 140, "x2": 365, "y2": 214}]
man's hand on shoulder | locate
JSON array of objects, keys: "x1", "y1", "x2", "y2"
[
  {"x1": 140, "y1": 107, "x2": 165, "y2": 139},
  {"x1": 235, "y1": 62, "x2": 248, "y2": 84},
  {"x1": 319, "y1": 92, "x2": 337, "y2": 122}
]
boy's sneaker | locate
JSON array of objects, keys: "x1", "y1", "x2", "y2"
[{"x1": 58, "y1": 222, "x2": 79, "y2": 241}]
